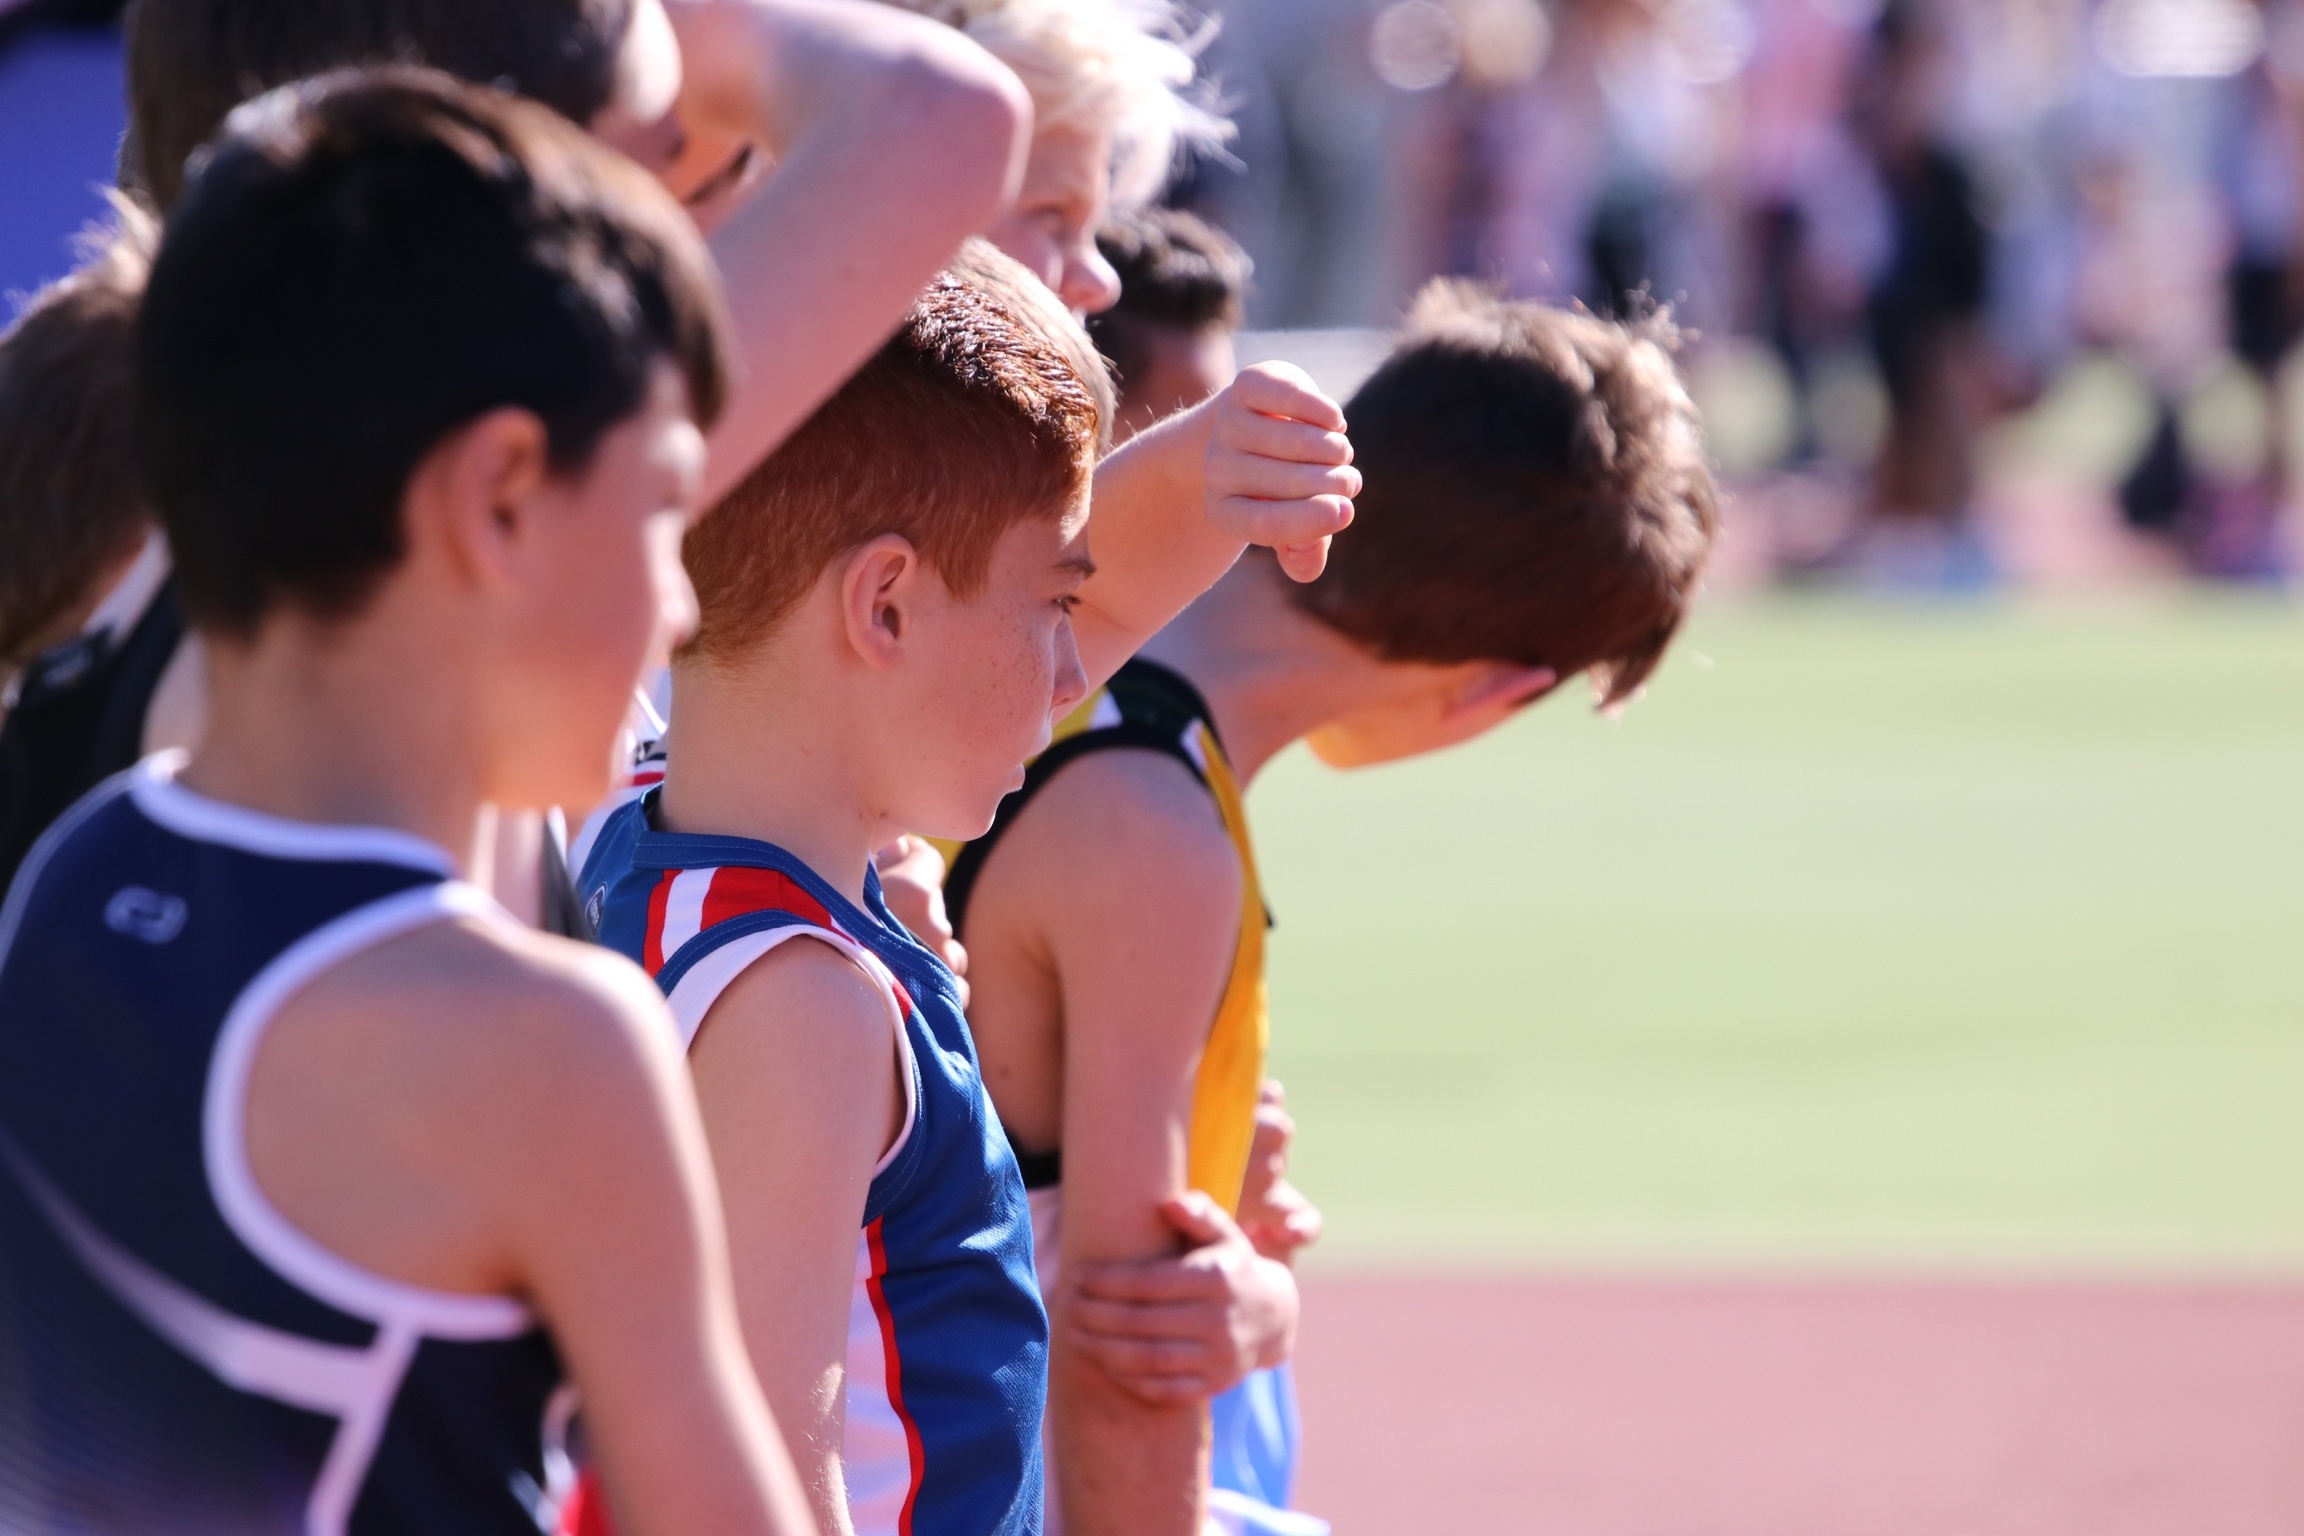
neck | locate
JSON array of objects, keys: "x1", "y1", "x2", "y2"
[
  {"x1": 658, "y1": 656, "x2": 881, "y2": 904},
  {"x1": 183, "y1": 617, "x2": 491, "y2": 872},
  {"x1": 1138, "y1": 558, "x2": 1383, "y2": 785}
]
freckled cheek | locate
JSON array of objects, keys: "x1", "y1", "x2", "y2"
[{"x1": 992, "y1": 610, "x2": 1060, "y2": 747}]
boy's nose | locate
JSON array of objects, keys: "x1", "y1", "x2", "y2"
[
  {"x1": 1062, "y1": 245, "x2": 1123, "y2": 317},
  {"x1": 1049, "y1": 635, "x2": 1090, "y2": 717}
]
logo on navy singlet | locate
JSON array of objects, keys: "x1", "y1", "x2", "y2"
[{"x1": 103, "y1": 886, "x2": 188, "y2": 944}]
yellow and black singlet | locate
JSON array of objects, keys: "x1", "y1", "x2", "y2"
[{"x1": 943, "y1": 658, "x2": 1271, "y2": 1214}]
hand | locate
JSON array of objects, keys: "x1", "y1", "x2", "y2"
[
  {"x1": 1064, "y1": 1191, "x2": 1298, "y2": 1405},
  {"x1": 1237, "y1": 1080, "x2": 1323, "y2": 1263},
  {"x1": 873, "y1": 835, "x2": 969, "y2": 1007},
  {"x1": 1204, "y1": 362, "x2": 1359, "y2": 584}
]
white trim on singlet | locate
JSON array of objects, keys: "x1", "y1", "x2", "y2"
[
  {"x1": 3, "y1": 1123, "x2": 437, "y2": 1536},
  {"x1": 131, "y1": 753, "x2": 460, "y2": 874},
  {"x1": 0, "y1": 1129, "x2": 380, "y2": 1414},
  {"x1": 664, "y1": 923, "x2": 920, "y2": 1179},
  {"x1": 203, "y1": 879, "x2": 536, "y2": 1339}
]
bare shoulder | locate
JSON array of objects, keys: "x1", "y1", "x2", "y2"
[
  {"x1": 691, "y1": 930, "x2": 899, "y2": 1079},
  {"x1": 287, "y1": 911, "x2": 687, "y2": 1128},
  {"x1": 248, "y1": 912, "x2": 698, "y2": 1296},
  {"x1": 996, "y1": 748, "x2": 1244, "y2": 923},
  {"x1": 686, "y1": 930, "x2": 905, "y2": 1176}
]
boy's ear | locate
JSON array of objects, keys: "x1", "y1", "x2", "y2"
[
  {"x1": 839, "y1": 533, "x2": 923, "y2": 670},
  {"x1": 1445, "y1": 662, "x2": 1558, "y2": 720},
  {"x1": 409, "y1": 406, "x2": 551, "y2": 592}
]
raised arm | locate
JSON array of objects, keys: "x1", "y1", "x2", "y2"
[
  {"x1": 685, "y1": 939, "x2": 912, "y2": 1536},
  {"x1": 1069, "y1": 363, "x2": 1358, "y2": 688},
  {"x1": 669, "y1": 0, "x2": 1034, "y2": 501}
]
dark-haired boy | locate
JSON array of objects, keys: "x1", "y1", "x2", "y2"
[
  {"x1": 105, "y1": 0, "x2": 1031, "y2": 934},
  {"x1": 0, "y1": 71, "x2": 810, "y2": 1536},
  {"x1": 939, "y1": 282, "x2": 1719, "y2": 1535},
  {"x1": 1086, "y1": 208, "x2": 1253, "y2": 442},
  {"x1": 575, "y1": 244, "x2": 1356, "y2": 1536}
]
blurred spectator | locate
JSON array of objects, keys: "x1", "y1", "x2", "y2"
[{"x1": 1850, "y1": 0, "x2": 1993, "y2": 557}]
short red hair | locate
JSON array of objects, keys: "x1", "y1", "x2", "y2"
[{"x1": 682, "y1": 251, "x2": 1105, "y2": 664}]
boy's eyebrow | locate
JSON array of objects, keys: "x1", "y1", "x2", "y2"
[{"x1": 1057, "y1": 553, "x2": 1098, "y2": 579}]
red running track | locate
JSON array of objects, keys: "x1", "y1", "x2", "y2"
[{"x1": 1291, "y1": 1275, "x2": 2304, "y2": 1536}]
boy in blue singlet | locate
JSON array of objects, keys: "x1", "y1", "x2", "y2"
[
  {"x1": 577, "y1": 244, "x2": 1358, "y2": 1536},
  {"x1": 0, "y1": 72, "x2": 813, "y2": 1536},
  {"x1": 937, "y1": 280, "x2": 1721, "y2": 1536}
]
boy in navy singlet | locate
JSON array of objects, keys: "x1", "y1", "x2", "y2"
[
  {"x1": 578, "y1": 244, "x2": 1358, "y2": 1536},
  {"x1": 0, "y1": 72, "x2": 812, "y2": 1536}
]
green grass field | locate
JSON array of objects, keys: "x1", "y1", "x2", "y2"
[{"x1": 1251, "y1": 593, "x2": 2304, "y2": 1275}]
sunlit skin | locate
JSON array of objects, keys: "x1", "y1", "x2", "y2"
[
  {"x1": 183, "y1": 357, "x2": 811, "y2": 1533},
  {"x1": 582, "y1": 0, "x2": 1037, "y2": 503},
  {"x1": 984, "y1": 120, "x2": 1125, "y2": 317},
  {"x1": 951, "y1": 555, "x2": 1556, "y2": 1536},
  {"x1": 140, "y1": 1, "x2": 1043, "y2": 1524},
  {"x1": 653, "y1": 505, "x2": 1099, "y2": 1536},
  {"x1": 1110, "y1": 325, "x2": 1239, "y2": 444}
]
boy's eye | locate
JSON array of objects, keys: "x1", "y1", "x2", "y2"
[{"x1": 1055, "y1": 593, "x2": 1082, "y2": 614}]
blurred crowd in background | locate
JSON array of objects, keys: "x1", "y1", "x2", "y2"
[
  {"x1": 1182, "y1": 0, "x2": 2304, "y2": 590},
  {"x1": 9, "y1": 0, "x2": 2304, "y2": 589}
]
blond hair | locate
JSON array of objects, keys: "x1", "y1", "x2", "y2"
[{"x1": 890, "y1": 0, "x2": 1230, "y2": 208}]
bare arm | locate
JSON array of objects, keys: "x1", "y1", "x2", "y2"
[
  {"x1": 981, "y1": 753, "x2": 1249, "y2": 1536},
  {"x1": 1070, "y1": 364, "x2": 1358, "y2": 688},
  {"x1": 247, "y1": 922, "x2": 812, "y2": 1536},
  {"x1": 670, "y1": 0, "x2": 1033, "y2": 501},
  {"x1": 688, "y1": 939, "x2": 911, "y2": 1536}
]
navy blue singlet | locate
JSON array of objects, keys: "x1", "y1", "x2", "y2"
[{"x1": 0, "y1": 755, "x2": 575, "y2": 1536}]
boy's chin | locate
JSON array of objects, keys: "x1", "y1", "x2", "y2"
[
  {"x1": 905, "y1": 788, "x2": 1015, "y2": 846},
  {"x1": 1306, "y1": 726, "x2": 1388, "y2": 769}
]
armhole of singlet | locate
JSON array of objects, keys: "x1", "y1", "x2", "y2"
[
  {"x1": 944, "y1": 721, "x2": 1210, "y2": 936},
  {"x1": 203, "y1": 879, "x2": 535, "y2": 1340},
  {"x1": 662, "y1": 924, "x2": 921, "y2": 1178}
]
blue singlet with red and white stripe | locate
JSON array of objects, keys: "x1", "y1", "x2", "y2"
[{"x1": 579, "y1": 791, "x2": 1047, "y2": 1536}]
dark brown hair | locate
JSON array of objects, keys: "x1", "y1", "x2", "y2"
[
  {"x1": 138, "y1": 67, "x2": 729, "y2": 637},
  {"x1": 123, "y1": 0, "x2": 633, "y2": 210},
  {"x1": 1086, "y1": 207, "x2": 1249, "y2": 395},
  {"x1": 683, "y1": 249, "x2": 1102, "y2": 663},
  {"x1": 0, "y1": 204, "x2": 157, "y2": 667},
  {"x1": 1294, "y1": 281, "x2": 1718, "y2": 706}
]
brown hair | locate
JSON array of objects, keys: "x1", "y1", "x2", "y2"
[
  {"x1": 1295, "y1": 281, "x2": 1718, "y2": 707},
  {"x1": 124, "y1": 0, "x2": 633, "y2": 211},
  {"x1": 1086, "y1": 207, "x2": 1248, "y2": 393},
  {"x1": 683, "y1": 246, "x2": 1103, "y2": 663},
  {"x1": 0, "y1": 203, "x2": 158, "y2": 668}
]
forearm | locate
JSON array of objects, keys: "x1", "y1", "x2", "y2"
[
  {"x1": 675, "y1": 0, "x2": 1027, "y2": 158},
  {"x1": 677, "y1": 0, "x2": 1031, "y2": 500},
  {"x1": 1072, "y1": 365, "x2": 1356, "y2": 684},
  {"x1": 1049, "y1": 1335, "x2": 1209, "y2": 1536},
  {"x1": 1073, "y1": 402, "x2": 1233, "y2": 686}
]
